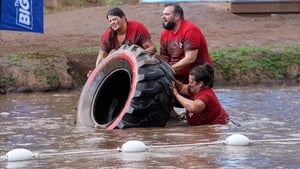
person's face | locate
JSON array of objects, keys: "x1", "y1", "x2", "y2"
[
  {"x1": 188, "y1": 75, "x2": 202, "y2": 93},
  {"x1": 162, "y1": 6, "x2": 176, "y2": 30},
  {"x1": 107, "y1": 15, "x2": 125, "y2": 31}
]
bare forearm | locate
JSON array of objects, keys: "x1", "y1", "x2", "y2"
[
  {"x1": 145, "y1": 46, "x2": 156, "y2": 54},
  {"x1": 172, "y1": 50, "x2": 198, "y2": 71},
  {"x1": 143, "y1": 40, "x2": 156, "y2": 54},
  {"x1": 96, "y1": 50, "x2": 107, "y2": 66},
  {"x1": 176, "y1": 80, "x2": 189, "y2": 96},
  {"x1": 174, "y1": 92, "x2": 198, "y2": 112},
  {"x1": 172, "y1": 57, "x2": 195, "y2": 71}
]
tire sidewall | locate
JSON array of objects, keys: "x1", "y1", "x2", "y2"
[{"x1": 77, "y1": 51, "x2": 138, "y2": 127}]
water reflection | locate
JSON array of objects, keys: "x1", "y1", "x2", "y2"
[{"x1": 0, "y1": 87, "x2": 299, "y2": 168}]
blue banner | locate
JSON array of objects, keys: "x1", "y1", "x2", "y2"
[
  {"x1": 141, "y1": 0, "x2": 280, "y2": 2},
  {"x1": 0, "y1": 0, "x2": 44, "y2": 33}
]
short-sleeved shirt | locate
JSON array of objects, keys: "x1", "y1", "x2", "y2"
[
  {"x1": 100, "y1": 20, "x2": 151, "y2": 52},
  {"x1": 185, "y1": 88, "x2": 229, "y2": 125},
  {"x1": 160, "y1": 20, "x2": 213, "y2": 83}
]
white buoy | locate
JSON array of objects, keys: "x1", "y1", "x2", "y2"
[
  {"x1": 119, "y1": 140, "x2": 148, "y2": 153},
  {"x1": 223, "y1": 134, "x2": 251, "y2": 146},
  {"x1": 0, "y1": 112, "x2": 10, "y2": 116},
  {"x1": 2, "y1": 148, "x2": 36, "y2": 162}
]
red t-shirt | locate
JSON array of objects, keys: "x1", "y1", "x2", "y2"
[
  {"x1": 186, "y1": 88, "x2": 229, "y2": 125},
  {"x1": 100, "y1": 20, "x2": 152, "y2": 52},
  {"x1": 160, "y1": 20, "x2": 213, "y2": 83}
]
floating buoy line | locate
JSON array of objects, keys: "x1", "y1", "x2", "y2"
[{"x1": 1, "y1": 134, "x2": 300, "y2": 162}]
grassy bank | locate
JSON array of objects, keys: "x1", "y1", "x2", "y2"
[
  {"x1": 63, "y1": 44, "x2": 300, "y2": 86},
  {"x1": 0, "y1": 45, "x2": 299, "y2": 93},
  {"x1": 211, "y1": 45, "x2": 300, "y2": 85}
]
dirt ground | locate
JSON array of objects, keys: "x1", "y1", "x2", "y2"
[
  {"x1": 1, "y1": 2, "x2": 299, "y2": 54},
  {"x1": 0, "y1": 2, "x2": 299, "y2": 92}
]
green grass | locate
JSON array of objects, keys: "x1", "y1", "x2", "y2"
[
  {"x1": 5, "y1": 52, "x2": 67, "y2": 87},
  {"x1": 0, "y1": 76, "x2": 16, "y2": 86},
  {"x1": 3, "y1": 45, "x2": 299, "y2": 90},
  {"x1": 63, "y1": 44, "x2": 300, "y2": 84},
  {"x1": 7, "y1": 54, "x2": 23, "y2": 66},
  {"x1": 210, "y1": 45, "x2": 300, "y2": 83},
  {"x1": 64, "y1": 46, "x2": 99, "y2": 54},
  {"x1": 103, "y1": 0, "x2": 123, "y2": 5}
]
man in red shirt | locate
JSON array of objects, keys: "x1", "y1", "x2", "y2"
[
  {"x1": 170, "y1": 63, "x2": 229, "y2": 125},
  {"x1": 160, "y1": 3, "x2": 213, "y2": 84}
]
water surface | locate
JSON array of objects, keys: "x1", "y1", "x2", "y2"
[{"x1": 0, "y1": 87, "x2": 299, "y2": 168}]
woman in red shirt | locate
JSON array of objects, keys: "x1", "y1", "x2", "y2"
[
  {"x1": 95, "y1": 7, "x2": 156, "y2": 66},
  {"x1": 170, "y1": 63, "x2": 229, "y2": 125}
]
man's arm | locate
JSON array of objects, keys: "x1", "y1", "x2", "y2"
[
  {"x1": 172, "y1": 49, "x2": 198, "y2": 72},
  {"x1": 142, "y1": 39, "x2": 157, "y2": 54}
]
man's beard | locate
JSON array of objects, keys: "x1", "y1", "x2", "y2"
[{"x1": 163, "y1": 21, "x2": 176, "y2": 30}]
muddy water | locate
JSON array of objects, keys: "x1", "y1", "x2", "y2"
[{"x1": 0, "y1": 87, "x2": 299, "y2": 168}]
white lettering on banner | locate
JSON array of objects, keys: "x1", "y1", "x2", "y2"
[{"x1": 15, "y1": 0, "x2": 33, "y2": 30}]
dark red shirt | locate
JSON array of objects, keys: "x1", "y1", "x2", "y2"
[
  {"x1": 160, "y1": 20, "x2": 213, "y2": 83},
  {"x1": 186, "y1": 88, "x2": 229, "y2": 125},
  {"x1": 100, "y1": 20, "x2": 152, "y2": 52}
]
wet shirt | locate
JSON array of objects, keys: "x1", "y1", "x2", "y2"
[
  {"x1": 100, "y1": 20, "x2": 151, "y2": 52},
  {"x1": 160, "y1": 20, "x2": 213, "y2": 83},
  {"x1": 186, "y1": 88, "x2": 229, "y2": 125}
]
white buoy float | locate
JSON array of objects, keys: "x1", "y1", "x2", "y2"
[
  {"x1": 223, "y1": 134, "x2": 251, "y2": 146},
  {"x1": 119, "y1": 140, "x2": 148, "y2": 152},
  {"x1": 0, "y1": 148, "x2": 37, "y2": 162}
]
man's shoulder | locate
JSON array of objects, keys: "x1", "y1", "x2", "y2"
[{"x1": 182, "y1": 20, "x2": 200, "y2": 30}]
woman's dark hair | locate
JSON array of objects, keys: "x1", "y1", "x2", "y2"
[
  {"x1": 106, "y1": 7, "x2": 127, "y2": 49},
  {"x1": 164, "y1": 3, "x2": 184, "y2": 19},
  {"x1": 190, "y1": 63, "x2": 214, "y2": 88}
]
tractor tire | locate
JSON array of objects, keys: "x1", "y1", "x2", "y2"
[{"x1": 76, "y1": 44, "x2": 175, "y2": 129}]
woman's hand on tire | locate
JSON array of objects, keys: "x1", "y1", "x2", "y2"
[{"x1": 87, "y1": 70, "x2": 92, "y2": 77}]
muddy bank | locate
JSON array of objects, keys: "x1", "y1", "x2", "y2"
[
  {"x1": 0, "y1": 48, "x2": 299, "y2": 94},
  {"x1": 0, "y1": 53, "x2": 74, "y2": 93}
]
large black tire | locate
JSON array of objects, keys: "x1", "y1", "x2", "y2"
[{"x1": 76, "y1": 44, "x2": 175, "y2": 129}]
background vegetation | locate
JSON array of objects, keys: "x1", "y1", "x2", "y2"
[
  {"x1": 1, "y1": 45, "x2": 299, "y2": 93},
  {"x1": 211, "y1": 46, "x2": 300, "y2": 85},
  {"x1": 44, "y1": 0, "x2": 139, "y2": 13}
]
